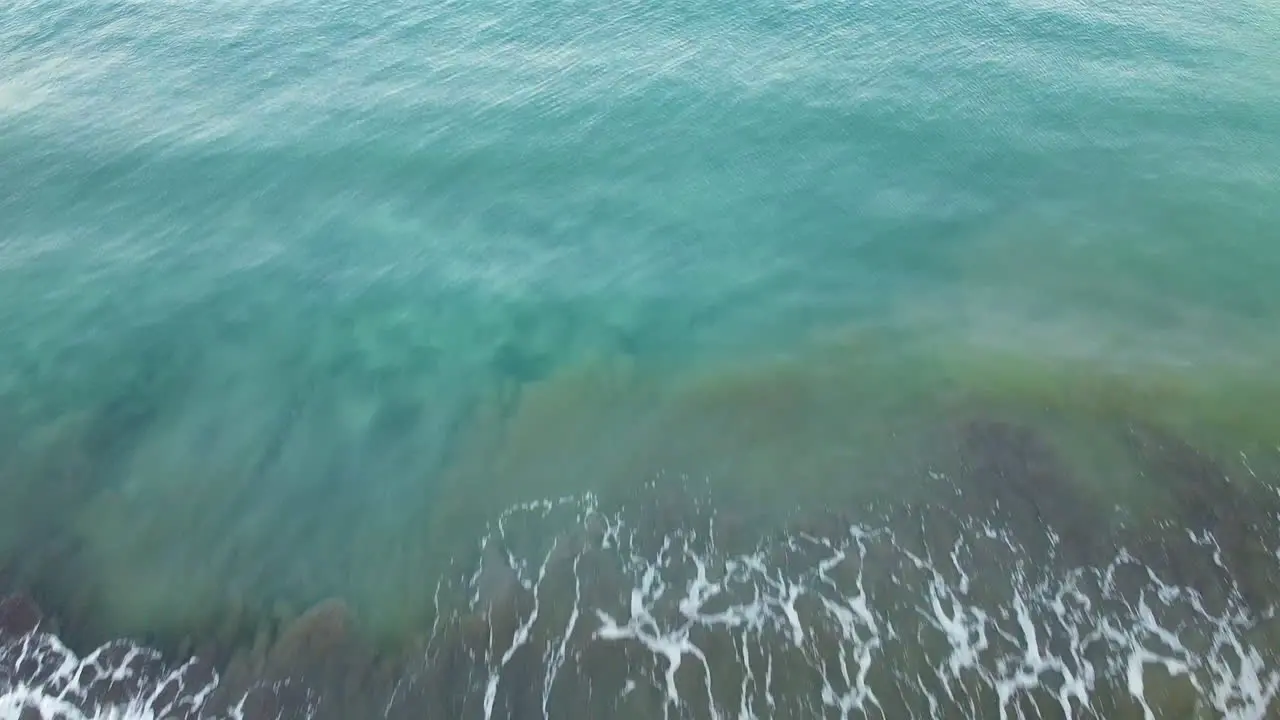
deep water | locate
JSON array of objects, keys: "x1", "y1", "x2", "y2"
[{"x1": 3, "y1": 0, "x2": 1280, "y2": 717}]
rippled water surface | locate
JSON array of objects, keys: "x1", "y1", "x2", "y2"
[{"x1": 2, "y1": 0, "x2": 1280, "y2": 717}]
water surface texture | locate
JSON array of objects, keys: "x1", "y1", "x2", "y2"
[{"x1": 3, "y1": 0, "x2": 1280, "y2": 717}]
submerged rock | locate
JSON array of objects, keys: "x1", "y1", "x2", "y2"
[
  {"x1": 0, "y1": 593, "x2": 42, "y2": 640},
  {"x1": 202, "y1": 597, "x2": 394, "y2": 720},
  {"x1": 264, "y1": 598, "x2": 353, "y2": 674},
  {"x1": 1125, "y1": 424, "x2": 1280, "y2": 612},
  {"x1": 476, "y1": 541, "x2": 525, "y2": 617},
  {"x1": 951, "y1": 418, "x2": 1110, "y2": 569}
]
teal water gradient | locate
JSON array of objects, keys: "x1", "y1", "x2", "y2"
[{"x1": 3, "y1": 0, "x2": 1280, "y2": 706}]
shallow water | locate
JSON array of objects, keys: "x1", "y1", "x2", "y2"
[{"x1": 2, "y1": 0, "x2": 1280, "y2": 717}]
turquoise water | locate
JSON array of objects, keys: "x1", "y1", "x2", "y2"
[{"x1": 3, "y1": 0, "x2": 1280, "y2": 717}]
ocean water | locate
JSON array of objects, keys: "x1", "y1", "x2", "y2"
[{"x1": 3, "y1": 0, "x2": 1280, "y2": 717}]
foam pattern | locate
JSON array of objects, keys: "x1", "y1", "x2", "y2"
[{"x1": 4, "y1": 486, "x2": 1279, "y2": 719}]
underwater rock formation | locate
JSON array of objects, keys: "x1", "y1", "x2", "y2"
[
  {"x1": 943, "y1": 417, "x2": 1113, "y2": 571},
  {"x1": 1124, "y1": 424, "x2": 1280, "y2": 614},
  {"x1": 0, "y1": 594, "x2": 41, "y2": 642}
]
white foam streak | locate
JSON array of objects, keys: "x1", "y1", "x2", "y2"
[
  {"x1": 7, "y1": 489, "x2": 1280, "y2": 719},
  {"x1": 0, "y1": 629, "x2": 243, "y2": 720}
]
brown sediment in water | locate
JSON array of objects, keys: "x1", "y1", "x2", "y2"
[
  {"x1": 4, "y1": 439, "x2": 1277, "y2": 719},
  {"x1": 4, "y1": 337, "x2": 1280, "y2": 717},
  {"x1": 4, "y1": 390, "x2": 1277, "y2": 634}
]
